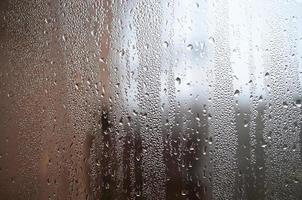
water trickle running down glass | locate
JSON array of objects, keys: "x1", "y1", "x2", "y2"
[{"x1": 0, "y1": 0, "x2": 302, "y2": 199}]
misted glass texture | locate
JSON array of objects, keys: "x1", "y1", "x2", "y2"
[{"x1": 1, "y1": 0, "x2": 302, "y2": 199}]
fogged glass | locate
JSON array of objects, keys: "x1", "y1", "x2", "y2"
[{"x1": 1, "y1": 0, "x2": 302, "y2": 199}]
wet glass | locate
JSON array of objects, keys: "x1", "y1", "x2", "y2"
[{"x1": 1, "y1": 0, "x2": 302, "y2": 199}]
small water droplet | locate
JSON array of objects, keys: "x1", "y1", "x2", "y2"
[
  {"x1": 181, "y1": 189, "x2": 187, "y2": 196},
  {"x1": 296, "y1": 99, "x2": 301, "y2": 108},
  {"x1": 244, "y1": 120, "x2": 248, "y2": 127},
  {"x1": 176, "y1": 77, "x2": 181, "y2": 85},
  {"x1": 187, "y1": 44, "x2": 193, "y2": 50},
  {"x1": 62, "y1": 35, "x2": 66, "y2": 42},
  {"x1": 209, "y1": 36, "x2": 215, "y2": 44},
  {"x1": 163, "y1": 41, "x2": 169, "y2": 47}
]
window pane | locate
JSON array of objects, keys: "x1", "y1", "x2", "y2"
[{"x1": 0, "y1": 0, "x2": 302, "y2": 199}]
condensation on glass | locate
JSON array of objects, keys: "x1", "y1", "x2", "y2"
[{"x1": 0, "y1": 0, "x2": 302, "y2": 199}]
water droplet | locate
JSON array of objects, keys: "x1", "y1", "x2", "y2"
[
  {"x1": 187, "y1": 44, "x2": 193, "y2": 50},
  {"x1": 181, "y1": 189, "x2": 188, "y2": 196},
  {"x1": 176, "y1": 77, "x2": 181, "y2": 85},
  {"x1": 296, "y1": 99, "x2": 301, "y2": 108},
  {"x1": 62, "y1": 35, "x2": 66, "y2": 42},
  {"x1": 209, "y1": 36, "x2": 215, "y2": 44},
  {"x1": 75, "y1": 83, "x2": 79, "y2": 90},
  {"x1": 163, "y1": 41, "x2": 169, "y2": 47}
]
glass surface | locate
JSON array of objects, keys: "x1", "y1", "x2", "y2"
[{"x1": 1, "y1": 0, "x2": 302, "y2": 199}]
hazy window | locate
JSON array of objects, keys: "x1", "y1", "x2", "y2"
[{"x1": 1, "y1": 0, "x2": 302, "y2": 199}]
